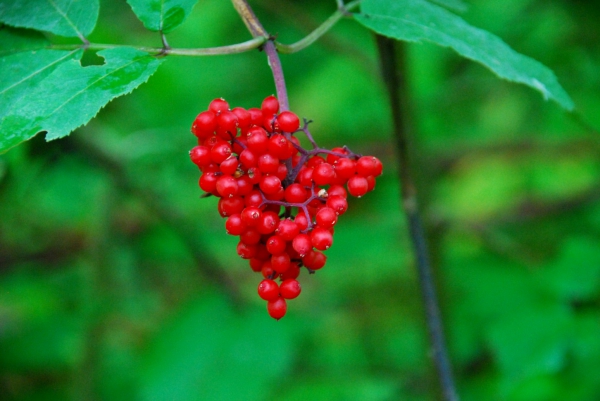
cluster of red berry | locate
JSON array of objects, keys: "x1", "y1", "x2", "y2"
[{"x1": 189, "y1": 96, "x2": 382, "y2": 319}]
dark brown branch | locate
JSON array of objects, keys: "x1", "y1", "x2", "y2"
[{"x1": 376, "y1": 35, "x2": 458, "y2": 401}]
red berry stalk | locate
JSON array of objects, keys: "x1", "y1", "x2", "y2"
[{"x1": 189, "y1": 96, "x2": 383, "y2": 319}]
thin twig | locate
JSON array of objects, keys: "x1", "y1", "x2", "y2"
[
  {"x1": 275, "y1": 0, "x2": 361, "y2": 54},
  {"x1": 376, "y1": 35, "x2": 459, "y2": 401},
  {"x1": 48, "y1": 36, "x2": 267, "y2": 56}
]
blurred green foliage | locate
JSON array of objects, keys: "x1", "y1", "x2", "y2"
[{"x1": 1, "y1": 0, "x2": 599, "y2": 400}]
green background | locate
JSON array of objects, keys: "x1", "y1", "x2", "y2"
[{"x1": 1, "y1": 0, "x2": 599, "y2": 400}]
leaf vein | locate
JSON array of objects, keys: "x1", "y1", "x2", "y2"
[{"x1": 0, "y1": 50, "x2": 79, "y2": 97}]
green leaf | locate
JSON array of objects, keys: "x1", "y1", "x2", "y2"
[
  {"x1": 126, "y1": 0, "x2": 198, "y2": 33},
  {"x1": 0, "y1": 49, "x2": 81, "y2": 117},
  {"x1": 0, "y1": 47, "x2": 163, "y2": 153},
  {"x1": 0, "y1": 0, "x2": 99, "y2": 38},
  {"x1": 427, "y1": 0, "x2": 468, "y2": 13},
  {"x1": 355, "y1": 0, "x2": 574, "y2": 110},
  {"x1": 0, "y1": 26, "x2": 49, "y2": 56}
]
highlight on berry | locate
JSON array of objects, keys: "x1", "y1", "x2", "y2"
[{"x1": 189, "y1": 96, "x2": 382, "y2": 319}]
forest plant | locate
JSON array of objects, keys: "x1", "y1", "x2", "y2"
[{"x1": 0, "y1": 0, "x2": 575, "y2": 400}]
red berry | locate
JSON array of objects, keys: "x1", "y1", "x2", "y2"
[
  {"x1": 190, "y1": 145, "x2": 212, "y2": 167},
  {"x1": 296, "y1": 167, "x2": 313, "y2": 187},
  {"x1": 216, "y1": 110, "x2": 238, "y2": 137},
  {"x1": 279, "y1": 262, "x2": 300, "y2": 281},
  {"x1": 248, "y1": 107, "x2": 263, "y2": 126},
  {"x1": 356, "y1": 156, "x2": 383, "y2": 177},
  {"x1": 199, "y1": 171, "x2": 218, "y2": 193},
  {"x1": 261, "y1": 95, "x2": 279, "y2": 116},
  {"x1": 328, "y1": 184, "x2": 347, "y2": 198},
  {"x1": 249, "y1": 258, "x2": 264, "y2": 272},
  {"x1": 244, "y1": 190, "x2": 263, "y2": 208},
  {"x1": 258, "y1": 153, "x2": 280, "y2": 174},
  {"x1": 237, "y1": 241, "x2": 257, "y2": 259},
  {"x1": 218, "y1": 196, "x2": 244, "y2": 216},
  {"x1": 225, "y1": 214, "x2": 246, "y2": 235},
  {"x1": 347, "y1": 175, "x2": 369, "y2": 197},
  {"x1": 247, "y1": 167, "x2": 262, "y2": 185},
  {"x1": 240, "y1": 228, "x2": 261, "y2": 245},
  {"x1": 232, "y1": 107, "x2": 251, "y2": 129},
  {"x1": 326, "y1": 195, "x2": 348, "y2": 215},
  {"x1": 333, "y1": 157, "x2": 356, "y2": 180},
  {"x1": 312, "y1": 163, "x2": 336, "y2": 186},
  {"x1": 216, "y1": 175, "x2": 238, "y2": 198},
  {"x1": 241, "y1": 206, "x2": 262, "y2": 226},
  {"x1": 315, "y1": 207, "x2": 337, "y2": 228},
  {"x1": 219, "y1": 156, "x2": 239, "y2": 175},
  {"x1": 209, "y1": 98, "x2": 229, "y2": 114},
  {"x1": 236, "y1": 175, "x2": 253, "y2": 196},
  {"x1": 277, "y1": 111, "x2": 300, "y2": 132},
  {"x1": 292, "y1": 233, "x2": 312, "y2": 257},
  {"x1": 210, "y1": 142, "x2": 232, "y2": 164},
  {"x1": 256, "y1": 211, "x2": 280, "y2": 235},
  {"x1": 294, "y1": 212, "x2": 310, "y2": 231},
  {"x1": 302, "y1": 250, "x2": 327, "y2": 270},
  {"x1": 311, "y1": 227, "x2": 333, "y2": 250},
  {"x1": 271, "y1": 253, "x2": 291, "y2": 273},
  {"x1": 246, "y1": 126, "x2": 269, "y2": 154},
  {"x1": 259, "y1": 175, "x2": 282, "y2": 195},
  {"x1": 284, "y1": 183, "x2": 308, "y2": 204},
  {"x1": 192, "y1": 111, "x2": 217, "y2": 137},
  {"x1": 279, "y1": 279, "x2": 301, "y2": 299},
  {"x1": 261, "y1": 260, "x2": 275, "y2": 278},
  {"x1": 266, "y1": 235, "x2": 287, "y2": 254},
  {"x1": 276, "y1": 219, "x2": 300, "y2": 241},
  {"x1": 267, "y1": 297, "x2": 287, "y2": 320},
  {"x1": 258, "y1": 279, "x2": 280, "y2": 301},
  {"x1": 269, "y1": 134, "x2": 294, "y2": 159},
  {"x1": 239, "y1": 148, "x2": 258, "y2": 169}
]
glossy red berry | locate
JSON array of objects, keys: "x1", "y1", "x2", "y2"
[
  {"x1": 258, "y1": 279, "x2": 280, "y2": 301},
  {"x1": 356, "y1": 156, "x2": 383, "y2": 177},
  {"x1": 347, "y1": 175, "x2": 369, "y2": 197},
  {"x1": 280, "y1": 279, "x2": 301, "y2": 299},
  {"x1": 190, "y1": 145, "x2": 212, "y2": 167},
  {"x1": 292, "y1": 233, "x2": 312, "y2": 257},
  {"x1": 312, "y1": 163, "x2": 336, "y2": 186},
  {"x1": 311, "y1": 227, "x2": 333, "y2": 250},
  {"x1": 267, "y1": 297, "x2": 287, "y2": 320},
  {"x1": 192, "y1": 111, "x2": 217, "y2": 137},
  {"x1": 277, "y1": 111, "x2": 300, "y2": 132},
  {"x1": 259, "y1": 175, "x2": 282, "y2": 195},
  {"x1": 225, "y1": 214, "x2": 246, "y2": 235},
  {"x1": 216, "y1": 175, "x2": 238, "y2": 198},
  {"x1": 315, "y1": 207, "x2": 338, "y2": 228},
  {"x1": 209, "y1": 98, "x2": 229, "y2": 114},
  {"x1": 261, "y1": 95, "x2": 279, "y2": 116}
]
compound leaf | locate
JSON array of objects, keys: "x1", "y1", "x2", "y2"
[
  {"x1": 126, "y1": 0, "x2": 198, "y2": 33},
  {"x1": 0, "y1": 47, "x2": 163, "y2": 153},
  {"x1": 355, "y1": 0, "x2": 574, "y2": 110},
  {"x1": 0, "y1": 0, "x2": 99, "y2": 38}
]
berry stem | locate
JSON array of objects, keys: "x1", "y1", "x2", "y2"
[
  {"x1": 376, "y1": 36, "x2": 459, "y2": 401},
  {"x1": 231, "y1": 0, "x2": 290, "y2": 111}
]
